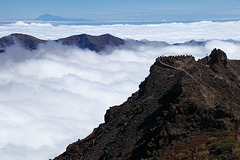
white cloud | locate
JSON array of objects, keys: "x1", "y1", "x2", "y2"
[
  {"x1": 0, "y1": 21, "x2": 240, "y2": 43},
  {"x1": 0, "y1": 21, "x2": 240, "y2": 160},
  {"x1": 7, "y1": 21, "x2": 53, "y2": 27},
  {"x1": 0, "y1": 42, "x2": 156, "y2": 160}
]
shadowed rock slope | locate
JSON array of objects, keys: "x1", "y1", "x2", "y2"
[{"x1": 55, "y1": 49, "x2": 240, "y2": 160}]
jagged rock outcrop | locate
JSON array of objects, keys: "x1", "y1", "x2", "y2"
[
  {"x1": 56, "y1": 34, "x2": 124, "y2": 52},
  {"x1": 54, "y1": 49, "x2": 240, "y2": 160},
  {"x1": 208, "y1": 48, "x2": 228, "y2": 66},
  {"x1": 0, "y1": 33, "x2": 125, "y2": 52}
]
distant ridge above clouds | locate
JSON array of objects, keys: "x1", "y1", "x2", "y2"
[
  {"x1": 57, "y1": 34, "x2": 125, "y2": 52},
  {"x1": 1, "y1": 33, "x2": 239, "y2": 56},
  {"x1": 35, "y1": 14, "x2": 90, "y2": 21},
  {"x1": 0, "y1": 33, "x2": 125, "y2": 52},
  {"x1": 0, "y1": 33, "x2": 45, "y2": 51}
]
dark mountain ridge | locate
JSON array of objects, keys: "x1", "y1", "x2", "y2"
[
  {"x1": 0, "y1": 33, "x2": 125, "y2": 53},
  {"x1": 56, "y1": 34, "x2": 125, "y2": 52},
  {"x1": 0, "y1": 33, "x2": 45, "y2": 51},
  {"x1": 54, "y1": 49, "x2": 240, "y2": 160},
  {"x1": 173, "y1": 40, "x2": 206, "y2": 46}
]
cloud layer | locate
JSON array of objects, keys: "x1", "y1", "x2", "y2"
[
  {"x1": 0, "y1": 21, "x2": 240, "y2": 43},
  {"x1": 0, "y1": 21, "x2": 240, "y2": 160}
]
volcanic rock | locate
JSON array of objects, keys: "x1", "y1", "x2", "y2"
[
  {"x1": 208, "y1": 48, "x2": 228, "y2": 66},
  {"x1": 54, "y1": 49, "x2": 240, "y2": 160}
]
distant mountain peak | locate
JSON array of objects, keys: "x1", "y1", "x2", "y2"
[
  {"x1": 35, "y1": 14, "x2": 66, "y2": 21},
  {"x1": 35, "y1": 14, "x2": 90, "y2": 21}
]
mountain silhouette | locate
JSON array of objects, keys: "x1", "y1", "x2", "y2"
[
  {"x1": 0, "y1": 33, "x2": 124, "y2": 52},
  {"x1": 57, "y1": 34, "x2": 125, "y2": 52},
  {"x1": 35, "y1": 14, "x2": 90, "y2": 21}
]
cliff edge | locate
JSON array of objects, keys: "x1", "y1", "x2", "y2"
[{"x1": 55, "y1": 49, "x2": 240, "y2": 160}]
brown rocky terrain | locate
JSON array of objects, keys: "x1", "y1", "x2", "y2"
[
  {"x1": 54, "y1": 49, "x2": 240, "y2": 160},
  {"x1": 0, "y1": 33, "x2": 124, "y2": 52}
]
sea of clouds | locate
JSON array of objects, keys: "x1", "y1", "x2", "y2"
[
  {"x1": 0, "y1": 20, "x2": 240, "y2": 160},
  {"x1": 1, "y1": 20, "x2": 240, "y2": 43}
]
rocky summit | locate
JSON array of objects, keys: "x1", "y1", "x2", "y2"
[{"x1": 54, "y1": 49, "x2": 240, "y2": 160}]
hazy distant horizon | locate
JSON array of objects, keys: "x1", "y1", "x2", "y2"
[
  {"x1": 1, "y1": 14, "x2": 240, "y2": 23},
  {"x1": 0, "y1": 14, "x2": 240, "y2": 26},
  {"x1": 0, "y1": 0, "x2": 239, "y2": 22}
]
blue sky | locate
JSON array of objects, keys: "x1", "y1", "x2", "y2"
[{"x1": 0, "y1": 0, "x2": 239, "y2": 21}]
